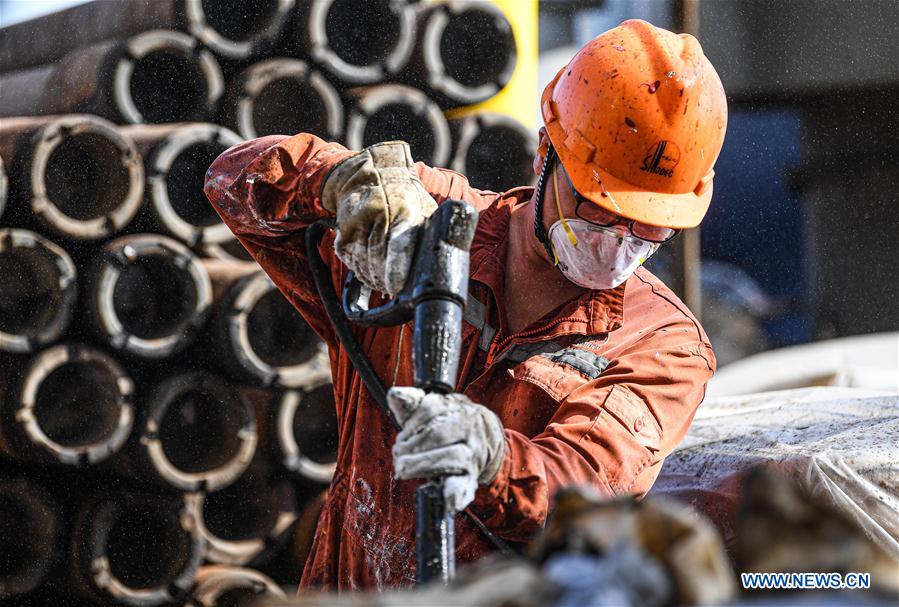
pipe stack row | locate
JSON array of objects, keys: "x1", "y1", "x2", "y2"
[
  {"x1": 0, "y1": 0, "x2": 536, "y2": 193},
  {"x1": 0, "y1": 0, "x2": 524, "y2": 605}
]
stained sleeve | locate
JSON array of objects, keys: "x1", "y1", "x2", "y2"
[{"x1": 204, "y1": 133, "x2": 501, "y2": 350}]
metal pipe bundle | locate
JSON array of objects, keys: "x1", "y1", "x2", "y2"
[
  {"x1": 188, "y1": 457, "x2": 297, "y2": 566},
  {"x1": 0, "y1": 0, "x2": 296, "y2": 72},
  {"x1": 0, "y1": 30, "x2": 225, "y2": 125},
  {"x1": 119, "y1": 371, "x2": 257, "y2": 492},
  {"x1": 86, "y1": 234, "x2": 213, "y2": 359},
  {"x1": 185, "y1": 565, "x2": 286, "y2": 606},
  {"x1": 288, "y1": 0, "x2": 416, "y2": 85},
  {"x1": 221, "y1": 58, "x2": 344, "y2": 140},
  {"x1": 120, "y1": 122, "x2": 243, "y2": 247},
  {"x1": 68, "y1": 490, "x2": 206, "y2": 606},
  {"x1": 449, "y1": 112, "x2": 536, "y2": 192},
  {"x1": 0, "y1": 115, "x2": 144, "y2": 240},
  {"x1": 0, "y1": 476, "x2": 62, "y2": 599},
  {"x1": 344, "y1": 84, "x2": 451, "y2": 167},
  {"x1": 0, "y1": 0, "x2": 530, "y2": 599},
  {"x1": 409, "y1": 0, "x2": 517, "y2": 108},
  {"x1": 214, "y1": 271, "x2": 331, "y2": 389},
  {"x1": 0, "y1": 230, "x2": 77, "y2": 354},
  {"x1": 0, "y1": 344, "x2": 135, "y2": 466}
]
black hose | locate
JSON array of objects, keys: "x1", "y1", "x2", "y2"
[{"x1": 305, "y1": 220, "x2": 395, "y2": 426}]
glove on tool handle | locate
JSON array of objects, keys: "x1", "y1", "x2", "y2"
[{"x1": 342, "y1": 198, "x2": 478, "y2": 393}]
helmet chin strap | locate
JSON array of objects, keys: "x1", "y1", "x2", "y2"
[{"x1": 533, "y1": 144, "x2": 558, "y2": 263}]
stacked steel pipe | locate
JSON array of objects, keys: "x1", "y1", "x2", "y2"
[{"x1": 0, "y1": 0, "x2": 526, "y2": 603}]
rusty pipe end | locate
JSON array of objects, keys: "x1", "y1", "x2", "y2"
[
  {"x1": 344, "y1": 84, "x2": 451, "y2": 167},
  {"x1": 77, "y1": 492, "x2": 205, "y2": 604},
  {"x1": 219, "y1": 271, "x2": 331, "y2": 388},
  {"x1": 420, "y1": 0, "x2": 517, "y2": 106},
  {"x1": 0, "y1": 229, "x2": 78, "y2": 354},
  {"x1": 90, "y1": 234, "x2": 213, "y2": 359},
  {"x1": 303, "y1": 0, "x2": 416, "y2": 84},
  {"x1": 0, "y1": 154, "x2": 7, "y2": 222},
  {"x1": 276, "y1": 384, "x2": 338, "y2": 484},
  {"x1": 24, "y1": 115, "x2": 144, "y2": 240},
  {"x1": 113, "y1": 30, "x2": 225, "y2": 124},
  {"x1": 138, "y1": 372, "x2": 257, "y2": 492},
  {"x1": 187, "y1": 565, "x2": 286, "y2": 606},
  {"x1": 4, "y1": 344, "x2": 134, "y2": 466},
  {"x1": 132, "y1": 123, "x2": 242, "y2": 246},
  {"x1": 189, "y1": 460, "x2": 297, "y2": 566},
  {"x1": 450, "y1": 113, "x2": 536, "y2": 192},
  {"x1": 0, "y1": 477, "x2": 62, "y2": 597},
  {"x1": 223, "y1": 58, "x2": 344, "y2": 140}
]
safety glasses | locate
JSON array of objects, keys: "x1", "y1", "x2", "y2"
[{"x1": 561, "y1": 166, "x2": 680, "y2": 243}]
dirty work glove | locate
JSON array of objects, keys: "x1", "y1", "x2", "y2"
[
  {"x1": 387, "y1": 386, "x2": 506, "y2": 513},
  {"x1": 321, "y1": 141, "x2": 438, "y2": 297}
]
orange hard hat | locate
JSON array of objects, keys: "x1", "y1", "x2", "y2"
[{"x1": 541, "y1": 19, "x2": 727, "y2": 229}]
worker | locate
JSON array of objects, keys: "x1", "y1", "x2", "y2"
[{"x1": 205, "y1": 19, "x2": 727, "y2": 591}]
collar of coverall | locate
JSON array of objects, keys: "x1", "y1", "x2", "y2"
[{"x1": 466, "y1": 190, "x2": 626, "y2": 339}]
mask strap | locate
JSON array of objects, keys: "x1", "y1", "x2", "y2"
[
  {"x1": 533, "y1": 144, "x2": 558, "y2": 263},
  {"x1": 552, "y1": 166, "x2": 578, "y2": 248}
]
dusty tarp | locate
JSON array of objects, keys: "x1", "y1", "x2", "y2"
[{"x1": 651, "y1": 387, "x2": 899, "y2": 559}]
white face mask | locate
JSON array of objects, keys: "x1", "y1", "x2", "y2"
[{"x1": 547, "y1": 170, "x2": 659, "y2": 290}]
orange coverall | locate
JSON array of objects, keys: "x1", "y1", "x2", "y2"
[{"x1": 204, "y1": 133, "x2": 716, "y2": 591}]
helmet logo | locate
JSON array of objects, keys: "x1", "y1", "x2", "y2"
[{"x1": 640, "y1": 141, "x2": 680, "y2": 178}]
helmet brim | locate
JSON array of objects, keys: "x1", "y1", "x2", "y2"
[{"x1": 546, "y1": 119, "x2": 713, "y2": 230}]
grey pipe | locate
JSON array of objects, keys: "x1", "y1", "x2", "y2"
[
  {"x1": 220, "y1": 57, "x2": 344, "y2": 140},
  {"x1": 287, "y1": 0, "x2": 416, "y2": 85},
  {"x1": 449, "y1": 112, "x2": 536, "y2": 192},
  {"x1": 0, "y1": 0, "x2": 296, "y2": 71},
  {"x1": 344, "y1": 84, "x2": 451, "y2": 167},
  {"x1": 0, "y1": 30, "x2": 225, "y2": 125}
]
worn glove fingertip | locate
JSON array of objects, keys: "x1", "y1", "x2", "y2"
[
  {"x1": 387, "y1": 386, "x2": 425, "y2": 426},
  {"x1": 443, "y1": 475, "x2": 477, "y2": 513}
]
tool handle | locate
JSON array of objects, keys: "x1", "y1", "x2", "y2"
[{"x1": 416, "y1": 480, "x2": 455, "y2": 585}]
